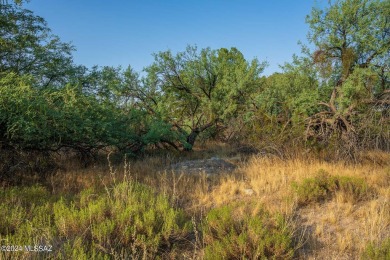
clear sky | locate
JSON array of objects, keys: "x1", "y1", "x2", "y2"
[{"x1": 25, "y1": 0, "x2": 324, "y2": 76}]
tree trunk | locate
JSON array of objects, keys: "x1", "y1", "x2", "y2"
[
  {"x1": 185, "y1": 130, "x2": 200, "y2": 150},
  {"x1": 184, "y1": 120, "x2": 217, "y2": 151}
]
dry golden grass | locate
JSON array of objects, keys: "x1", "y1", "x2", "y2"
[
  {"x1": 247, "y1": 156, "x2": 389, "y2": 258},
  {"x1": 41, "y1": 147, "x2": 390, "y2": 259}
]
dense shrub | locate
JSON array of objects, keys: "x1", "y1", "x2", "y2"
[
  {"x1": 202, "y1": 203, "x2": 294, "y2": 259},
  {"x1": 0, "y1": 181, "x2": 191, "y2": 259}
]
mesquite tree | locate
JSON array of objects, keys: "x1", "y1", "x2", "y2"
[
  {"x1": 143, "y1": 46, "x2": 265, "y2": 149},
  {"x1": 305, "y1": 0, "x2": 389, "y2": 152}
]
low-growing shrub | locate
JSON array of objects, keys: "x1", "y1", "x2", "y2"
[
  {"x1": 362, "y1": 238, "x2": 390, "y2": 260},
  {"x1": 202, "y1": 203, "x2": 294, "y2": 259},
  {"x1": 0, "y1": 185, "x2": 50, "y2": 235},
  {"x1": 0, "y1": 184, "x2": 50, "y2": 207},
  {"x1": 0, "y1": 181, "x2": 191, "y2": 259},
  {"x1": 53, "y1": 181, "x2": 192, "y2": 258},
  {"x1": 292, "y1": 170, "x2": 374, "y2": 205}
]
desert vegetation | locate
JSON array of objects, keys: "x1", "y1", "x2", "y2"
[{"x1": 1, "y1": 0, "x2": 389, "y2": 259}]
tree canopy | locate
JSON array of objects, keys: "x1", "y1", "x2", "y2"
[
  {"x1": 0, "y1": 2, "x2": 184, "y2": 164},
  {"x1": 142, "y1": 46, "x2": 266, "y2": 148},
  {"x1": 0, "y1": 3, "x2": 85, "y2": 88},
  {"x1": 304, "y1": 0, "x2": 389, "y2": 153},
  {"x1": 0, "y1": 0, "x2": 389, "y2": 171}
]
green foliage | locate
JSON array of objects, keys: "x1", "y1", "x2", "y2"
[
  {"x1": 142, "y1": 120, "x2": 181, "y2": 146},
  {"x1": 0, "y1": 184, "x2": 49, "y2": 236},
  {"x1": 307, "y1": 0, "x2": 389, "y2": 68},
  {"x1": 303, "y1": 0, "x2": 390, "y2": 152},
  {"x1": 260, "y1": 57, "x2": 319, "y2": 118},
  {"x1": 0, "y1": 72, "x2": 184, "y2": 163},
  {"x1": 0, "y1": 2, "x2": 84, "y2": 87},
  {"x1": 1, "y1": 0, "x2": 389, "y2": 165},
  {"x1": 144, "y1": 45, "x2": 266, "y2": 147},
  {"x1": 338, "y1": 68, "x2": 377, "y2": 111},
  {"x1": 244, "y1": 0, "x2": 389, "y2": 153},
  {"x1": 202, "y1": 203, "x2": 294, "y2": 259},
  {"x1": 292, "y1": 170, "x2": 373, "y2": 205},
  {"x1": 0, "y1": 76, "x2": 109, "y2": 151},
  {"x1": 0, "y1": 3, "x2": 184, "y2": 161},
  {"x1": 250, "y1": 57, "x2": 320, "y2": 144},
  {"x1": 362, "y1": 238, "x2": 390, "y2": 260},
  {"x1": 0, "y1": 181, "x2": 191, "y2": 259}
]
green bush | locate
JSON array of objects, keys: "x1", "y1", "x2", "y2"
[
  {"x1": 292, "y1": 170, "x2": 373, "y2": 205},
  {"x1": 362, "y1": 238, "x2": 390, "y2": 260},
  {"x1": 0, "y1": 185, "x2": 50, "y2": 234},
  {"x1": 0, "y1": 181, "x2": 191, "y2": 259},
  {"x1": 202, "y1": 203, "x2": 294, "y2": 259}
]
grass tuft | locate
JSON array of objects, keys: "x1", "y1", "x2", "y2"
[
  {"x1": 292, "y1": 169, "x2": 374, "y2": 205},
  {"x1": 362, "y1": 238, "x2": 390, "y2": 260}
]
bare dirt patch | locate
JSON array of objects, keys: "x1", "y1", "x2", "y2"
[{"x1": 169, "y1": 157, "x2": 237, "y2": 175}]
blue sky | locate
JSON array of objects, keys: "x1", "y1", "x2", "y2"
[{"x1": 25, "y1": 1, "x2": 324, "y2": 75}]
